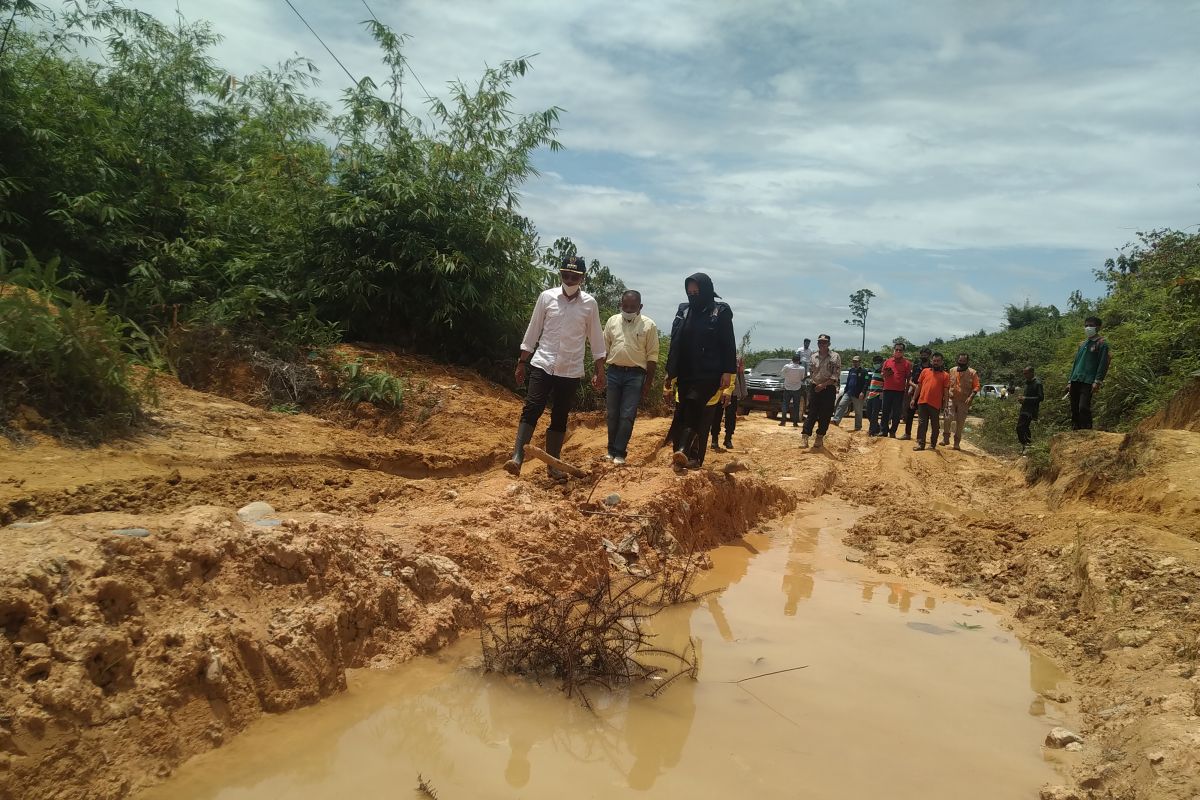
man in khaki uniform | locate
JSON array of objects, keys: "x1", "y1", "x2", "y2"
[
  {"x1": 603, "y1": 290, "x2": 658, "y2": 465},
  {"x1": 943, "y1": 351, "x2": 980, "y2": 449}
]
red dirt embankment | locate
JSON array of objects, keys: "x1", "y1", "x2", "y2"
[{"x1": 0, "y1": 353, "x2": 807, "y2": 800}]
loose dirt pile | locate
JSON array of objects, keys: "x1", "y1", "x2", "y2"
[
  {"x1": 0, "y1": 355, "x2": 802, "y2": 800},
  {"x1": 837, "y1": 396, "x2": 1200, "y2": 799}
]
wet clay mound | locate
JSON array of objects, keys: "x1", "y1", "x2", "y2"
[
  {"x1": 837, "y1": 436, "x2": 1200, "y2": 800},
  {"x1": 1045, "y1": 430, "x2": 1200, "y2": 538}
]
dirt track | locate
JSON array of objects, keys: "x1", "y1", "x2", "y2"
[{"x1": 2, "y1": 358, "x2": 1198, "y2": 800}]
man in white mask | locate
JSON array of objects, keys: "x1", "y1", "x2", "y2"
[
  {"x1": 602, "y1": 290, "x2": 659, "y2": 465},
  {"x1": 505, "y1": 254, "x2": 606, "y2": 479}
]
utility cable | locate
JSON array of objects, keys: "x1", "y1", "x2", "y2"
[{"x1": 280, "y1": 0, "x2": 358, "y2": 85}]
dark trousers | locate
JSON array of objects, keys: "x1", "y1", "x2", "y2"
[
  {"x1": 711, "y1": 397, "x2": 738, "y2": 443},
  {"x1": 802, "y1": 385, "x2": 836, "y2": 436},
  {"x1": 519, "y1": 366, "x2": 580, "y2": 432},
  {"x1": 1069, "y1": 381, "x2": 1094, "y2": 430},
  {"x1": 866, "y1": 395, "x2": 882, "y2": 435},
  {"x1": 1017, "y1": 412, "x2": 1034, "y2": 446},
  {"x1": 674, "y1": 378, "x2": 720, "y2": 466},
  {"x1": 781, "y1": 389, "x2": 805, "y2": 425},
  {"x1": 916, "y1": 403, "x2": 941, "y2": 446},
  {"x1": 881, "y1": 390, "x2": 905, "y2": 435},
  {"x1": 903, "y1": 396, "x2": 918, "y2": 436}
]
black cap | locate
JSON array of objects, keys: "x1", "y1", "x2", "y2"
[{"x1": 560, "y1": 255, "x2": 586, "y2": 275}]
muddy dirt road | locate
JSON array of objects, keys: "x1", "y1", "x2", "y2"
[{"x1": 2, "y1": 359, "x2": 1198, "y2": 799}]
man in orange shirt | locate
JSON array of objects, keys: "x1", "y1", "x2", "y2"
[
  {"x1": 942, "y1": 352, "x2": 980, "y2": 450},
  {"x1": 910, "y1": 352, "x2": 950, "y2": 451}
]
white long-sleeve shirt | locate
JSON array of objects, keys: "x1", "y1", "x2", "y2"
[{"x1": 521, "y1": 287, "x2": 606, "y2": 378}]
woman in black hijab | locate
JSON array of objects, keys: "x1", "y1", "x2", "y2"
[{"x1": 664, "y1": 273, "x2": 737, "y2": 468}]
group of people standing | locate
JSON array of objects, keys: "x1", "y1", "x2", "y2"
[
  {"x1": 502, "y1": 260, "x2": 743, "y2": 479},
  {"x1": 501, "y1": 255, "x2": 1111, "y2": 479}
]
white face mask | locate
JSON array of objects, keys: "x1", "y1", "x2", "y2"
[
  {"x1": 1084, "y1": 326, "x2": 1097, "y2": 338},
  {"x1": 562, "y1": 283, "x2": 580, "y2": 297},
  {"x1": 621, "y1": 311, "x2": 638, "y2": 322}
]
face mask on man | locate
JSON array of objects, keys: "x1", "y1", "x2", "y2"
[
  {"x1": 562, "y1": 283, "x2": 580, "y2": 297},
  {"x1": 621, "y1": 311, "x2": 638, "y2": 323},
  {"x1": 1084, "y1": 326, "x2": 1097, "y2": 338}
]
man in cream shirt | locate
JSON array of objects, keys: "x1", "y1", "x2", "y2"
[
  {"x1": 603, "y1": 290, "x2": 658, "y2": 465},
  {"x1": 505, "y1": 255, "x2": 606, "y2": 479}
]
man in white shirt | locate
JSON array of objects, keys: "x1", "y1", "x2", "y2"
[
  {"x1": 779, "y1": 352, "x2": 807, "y2": 427},
  {"x1": 504, "y1": 255, "x2": 606, "y2": 479},
  {"x1": 602, "y1": 290, "x2": 658, "y2": 465}
]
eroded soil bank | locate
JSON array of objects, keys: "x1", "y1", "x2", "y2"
[{"x1": 3, "y1": 355, "x2": 1198, "y2": 799}]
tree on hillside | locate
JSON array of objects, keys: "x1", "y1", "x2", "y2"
[
  {"x1": 844, "y1": 288, "x2": 875, "y2": 351},
  {"x1": 1005, "y1": 300, "x2": 1060, "y2": 330}
]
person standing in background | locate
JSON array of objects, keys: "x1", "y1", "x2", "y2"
[
  {"x1": 942, "y1": 352, "x2": 980, "y2": 450},
  {"x1": 1016, "y1": 365, "x2": 1044, "y2": 453},
  {"x1": 880, "y1": 343, "x2": 912, "y2": 437},
  {"x1": 911, "y1": 352, "x2": 950, "y2": 451},
  {"x1": 801, "y1": 334, "x2": 842, "y2": 449},
  {"x1": 865, "y1": 355, "x2": 886, "y2": 436},
  {"x1": 1068, "y1": 316, "x2": 1110, "y2": 430},
  {"x1": 901, "y1": 347, "x2": 932, "y2": 440},
  {"x1": 712, "y1": 357, "x2": 747, "y2": 450},
  {"x1": 780, "y1": 352, "x2": 807, "y2": 428},
  {"x1": 832, "y1": 355, "x2": 868, "y2": 430}
]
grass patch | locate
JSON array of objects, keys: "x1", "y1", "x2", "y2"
[{"x1": 1, "y1": 256, "x2": 153, "y2": 441}]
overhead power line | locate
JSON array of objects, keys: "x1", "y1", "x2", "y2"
[{"x1": 280, "y1": 0, "x2": 358, "y2": 85}]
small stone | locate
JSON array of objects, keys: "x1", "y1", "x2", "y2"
[
  {"x1": 1157, "y1": 557, "x2": 1180, "y2": 569},
  {"x1": 603, "y1": 493, "x2": 621, "y2": 507},
  {"x1": 845, "y1": 554, "x2": 865, "y2": 564},
  {"x1": 1148, "y1": 751, "x2": 1165, "y2": 764},
  {"x1": 204, "y1": 649, "x2": 224, "y2": 684},
  {"x1": 7, "y1": 521, "x2": 49, "y2": 529},
  {"x1": 1097, "y1": 704, "x2": 1129, "y2": 720},
  {"x1": 1040, "y1": 786, "x2": 1082, "y2": 800},
  {"x1": 1065, "y1": 742, "x2": 1084, "y2": 752},
  {"x1": 1038, "y1": 689, "x2": 1073, "y2": 703},
  {"x1": 381, "y1": 567, "x2": 393, "y2": 577},
  {"x1": 443, "y1": 490, "x2": 459, "y2": 500},
  {"x1": 253, "y1": 519, "x2": 282, "y2": 527},
  {"x1": 111, "y1": 528, "x2": 151, "y2": 538},
  {"x1": 237, "y1": 501, "x2": 275, "y2": 522},
  {"x1": 1046, "y1": 728, "x2": 1084, "y2": 748},
  {"x1": 19, "y1": 643, "x2": 51, "y2": 661},
  {"x1": 399, "y1": 567, "x2": 416, "y2": 581},
  {"x1": 1116, "y1": 628, "x2": 1153, "y2": 648}
]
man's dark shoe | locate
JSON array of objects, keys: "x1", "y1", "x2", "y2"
[
  {"x1": 913, "y1": 443, "x2": 926, "y2": 451},
  {"x1": 723, "y1": 438, "x2": 733, "y2": 449}
]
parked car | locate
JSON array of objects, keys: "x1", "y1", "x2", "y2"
[
  {"x1": 980, "y1": 384, "x2": 1007, "y2": 399},
  {"x1": 742, "y1": 358, "x2": 790, "y2": 418}
]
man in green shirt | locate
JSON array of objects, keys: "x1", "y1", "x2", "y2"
[{"x1": 1067, "y1": 315, "x2": 1111, "y2": 430}]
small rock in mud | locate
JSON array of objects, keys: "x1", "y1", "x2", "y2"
[
  {"x1": 1064, "y1": 742, "x2": 1084, "y2": 752},
  {"x1": 253, "y1": 520, "x2": 282, "y2": 527},
  {"x1": 845, "y1": 553, "x2": 864, "y2": 564},
  {"x1": 7, "y1": 521, "x2": 49, "y2": 529},
  {"x1": 1046, "y1": 728, "x2": 1084, "y2": 748},
  {"x1": 603, "y1": 493, "x2": 621, "y2": 507},
  {"x1": 1040, "y1": 786, "x2": 1082, "y2": 800},
  {"x1": 1147, "y1": 751, "x2": 1166, "y2": 764},
  {"x1": 237, "y1": 501, "x2": 276, "y2": 522},
  {"x1": 443, "y1": 490, "x2": 459, "y2": 500},
  {"x1": 1038, "y1": 688, "x2": 1073, "y2": 703},
  {"x1": 1097, "y1": 704, "x2": 1129, "y2": 720},
  {"x1": 111, "y1": 528, "x2": 151, "y2": 538},
  {"x1": 1115, "y1": 628, "x2": 1153, "y2": 648}
]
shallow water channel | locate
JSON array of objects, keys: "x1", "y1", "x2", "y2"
[{"x1": 140, "y1": 499, "x2": 1073, "y2": 799}]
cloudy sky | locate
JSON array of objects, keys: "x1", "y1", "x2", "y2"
[{"x1": 141, "y1": 0, "x2": 1198, "y2": 350}]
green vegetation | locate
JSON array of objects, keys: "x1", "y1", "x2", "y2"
[
  {"x1": 0, "y1": 0, "x2": 582, "y2": 435},
  {"x1": 337, "y1": 358, "x2": 404, "y2": 409},
  {"x1": 0, "y1": 252, "x2": 153, "y2": 440}
]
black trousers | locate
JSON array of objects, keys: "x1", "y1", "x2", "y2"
[
  {"x1": 1017, "y1": 412, "x2": 1034, "y2": 445},
  {"x1": 520, "y1": 366, "x2": 580, "y2": 432},
  {"x1": 903, "y1": 396, "x2": 918, "y2": 436},
  {"x1": 802, "y1": 385, "x2": 836, "y2": 436},
  {"x1": 674, "y1": 377, "x2": 720, "y2": 465},
  {"x1": 916, "y1": 403, "x2": 941, "y2": 446},
  {"x1": 710, "y1": 397, "x2": 738, "y2": 442},
  {"x1": 881, "y1": 390, "x2": 905, "y2": 435},
  {"x1": 1069, "y1": 381, "x2": 1094, "y2": 430}
]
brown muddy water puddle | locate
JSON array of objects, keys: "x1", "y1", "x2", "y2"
[{"x1": 139, "y1": 498, "x2": 1074, "y2": 799}]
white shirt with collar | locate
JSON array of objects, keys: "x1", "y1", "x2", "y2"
[{"x1": 521, "y1": 287, "x2": 607, "y2": 379}]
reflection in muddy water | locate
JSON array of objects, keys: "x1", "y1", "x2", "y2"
[{"x1": 139, "y1": 498, "x2": 1073, "y2": 800}]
